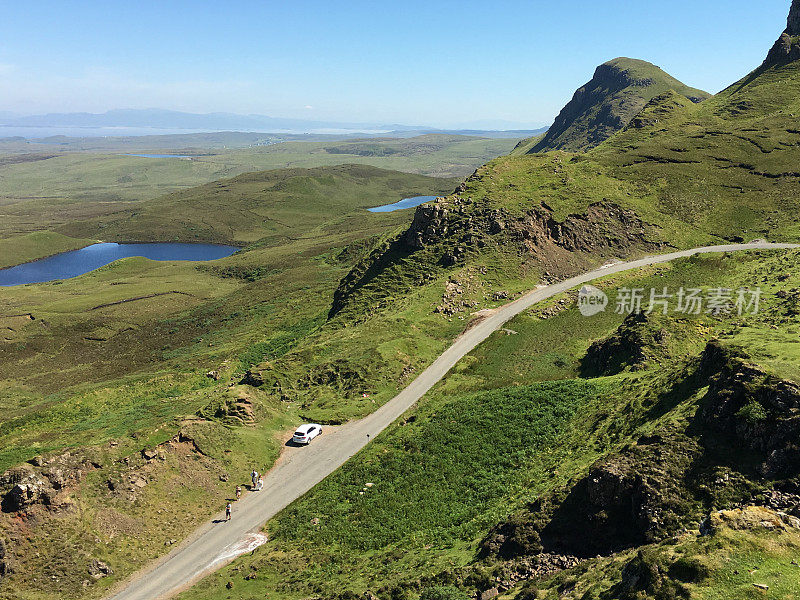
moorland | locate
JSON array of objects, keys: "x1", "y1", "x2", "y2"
[{"x1": 4, "y1": 3, "x2": 800, "y2": 600}]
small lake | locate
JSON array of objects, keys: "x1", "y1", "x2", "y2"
[
  {"x1": 0, "y1": 242, "x2": 239, "y2": 287},
  {"x1": 122, "y1": 153, "x2": 194, "y2": 158},
  {"x1": 368, "y1": 195, "x2": 438, "y2": 213}
]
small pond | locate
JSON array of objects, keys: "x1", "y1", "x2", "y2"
[
  {"x1": 121, "y1": 154, "x2": 194, "y2": 158},
  {"x1": 367, "y1": 195, "x2": 438, "y2": 213},
  {"x1": 0, "y1": 242, "x2": 238, "y2": 286}
]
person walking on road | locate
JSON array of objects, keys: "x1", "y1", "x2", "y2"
[
  {"x1": 235, "y1": 485, "x2": 241, "y2": 500},
  {"x1": 251, "y1": 469, "x2": 258, "y2": 489},
  {"x1": 225, "y1": 502, "x2": 232, "y2": 521}
]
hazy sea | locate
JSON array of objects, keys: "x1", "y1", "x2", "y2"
[{"x1": 0, "y1": 126, "x2": 392, "y2": 139}]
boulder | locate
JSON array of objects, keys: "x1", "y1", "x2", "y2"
[
  {"x1": 709, "y1": 506, "x2": 800, "y2": 532},
  {"x1": 88, "y1": 559, "x2": 113, "y2": 579},
  {"x1": 480, "y1": 587, "x2": 499, "y2": 600},
  {"x1": 2, "y1": 471, "x2": 54, "y2": 512}
]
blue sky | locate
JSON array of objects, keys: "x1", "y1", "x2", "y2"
[{"x1": 0, "y1": 0, "x2": 793, "y2": 127}]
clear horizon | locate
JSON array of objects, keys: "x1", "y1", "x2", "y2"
[{"x1": 0, "y1": 0, "x2": 793, "y2": 128}]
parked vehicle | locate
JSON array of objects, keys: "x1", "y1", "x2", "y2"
[{"x1": 292, "y1": 423, "x2": 323, "y2": 445}]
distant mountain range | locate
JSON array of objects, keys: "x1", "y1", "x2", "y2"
[{"x1": 0, "y1": 108, "x2": 547, "y2": 136}]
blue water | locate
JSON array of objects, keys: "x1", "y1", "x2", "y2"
[
  {"x1": 122, "y1": 153, "x2": 194, "y2": 158},
  {"x1": 0, "y1": 242, "x2": 239, "y2": 286},
  {"x1": 368, "y1": 195, "x2": 438, "y2": 213}
]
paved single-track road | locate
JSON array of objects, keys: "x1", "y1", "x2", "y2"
[{"x1": 107, "y1": 241, "x2": 797, "y2": 600}]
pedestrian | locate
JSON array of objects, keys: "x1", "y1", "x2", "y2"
[
  {"x1": 226, "y1": 502, "x2": 232, "y2": 521},
  {"x1": 251, "y1": 469, "x2": 258, "y2": 488},
  {"x1": 235, "y1": 485, "x2": 241, "y2": 500}
]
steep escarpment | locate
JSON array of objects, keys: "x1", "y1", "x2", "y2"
[{"x1": 530, "y1": 58, "x2": 709, "y2": 153}]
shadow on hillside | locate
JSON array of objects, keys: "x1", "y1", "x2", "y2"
[{"x1": 328, "y1": 238, "x2": 417, "y2": 319}]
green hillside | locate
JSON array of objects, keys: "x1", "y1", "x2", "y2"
[
  {"x1": 58, "y1": 164, "x2": 458, "y2": 246},
  {"x1": 182, "y1": 247, "x2": 800, "y2": 600},
  {"x1": 174, "y1": 3, "x2": 800, "y2": 599},
  {"x1": 531, "y1": 57, "x2": 709, "y2": 153},
  {"x1": 4, "y1": 3, "x2": 800, "y2": 600}
]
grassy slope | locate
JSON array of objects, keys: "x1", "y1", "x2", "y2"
[
  {"x1": 0, "y1": 165, "x2": 455, "y2": 459},
  {"x1": 0, "y1": 231, "x2": 96, "y2": 269},
  {"x1": 57, "y1": 164, "x2": 457, "y2": 245},
  {"x1": 180, "y1": 248, "x2": 800, "y2": 600},
  {"x1": 590, "y1": 60, "x2": 800, "y2": 241},
  {"x1": 523, "y1": 53, "x2": 800, "y2": 242},
  {"x1": 326, "y1": 56, "x2": 800, "y2": 329},
  {"x1": 0, "y1": 135, "x2": 517, "y2": 241},
  {"x1": 177, "y1": 29, "x2": 800, "y2": 600}
]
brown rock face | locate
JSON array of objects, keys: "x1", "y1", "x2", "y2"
[{"x1": 0, "y1": 451, "x2": 101, "y2": 512}]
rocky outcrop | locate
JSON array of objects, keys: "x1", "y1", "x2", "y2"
[
  {"x1": 88, "y1": 559, "x2": 113, "y2": 579},
  {"x1": 481, "y1": 431, "x2": 702, "y2": 560},
  {"x1": 530, "y1": 58, "x2": 709, "y2": 153},
  {"x1": 197, "y1": 389, "x2": 257, "y2": 426},
  {"x1": 706, "y1": 505, "x2": 800, "y2": 532},
  {"x1": 0, "y1": 451, "x2": 102, "y2": 512},
  {"x1": 696, "y1": 341, "x2": 800, "y2": 477},
  {"x1": 330, "y1": 190, "x2": 665, "y2": 320},
  {"x1": 763, "y1": 0, "x2": 800, "y2": 66},
  {"x1": 404, "y1": 197, "x2": 659, "y2": 257},
  {"x1": 1, "y1": 467, "x2": 54, "y2": 512},
  {"x1": 329, "y1": 193, "x2": 663, "y2": 320},
  {"x1": 581, "y1": 312, "x2": 671, "y2": 376}
]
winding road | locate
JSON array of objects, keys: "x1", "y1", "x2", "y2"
[{"x1": 106, "y1": 241, "x2": 798, "y2": 600}]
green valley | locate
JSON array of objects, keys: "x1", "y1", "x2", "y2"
[{"x1": 0, "y1": 135, "x2": 517, "y2": 244}]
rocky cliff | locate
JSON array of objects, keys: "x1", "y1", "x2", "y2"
[
  {"x1": 530, "y1": 58, "x2": 709, "y2": 153},
  {"x1": 764, "y1": 0, "x2": 800, "y2": 65}
]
